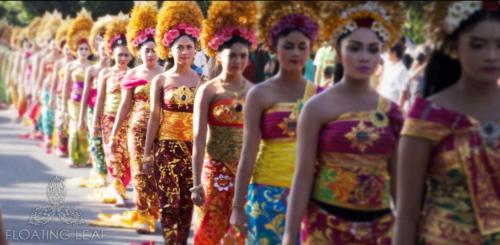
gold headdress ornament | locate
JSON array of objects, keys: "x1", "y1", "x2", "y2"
[
  {"x1": 39, "y1": 10, "x2": 63, "y2": 45},
  {"x1": 89, "y1": 15, "x2": 114, "y2": 54},
  {"x1": 104, "y1": 14, "x2": 129, "y2": 56},
  {"x1": 155, "y1": 1, "x2": 203, "y2": 60},
  {"x1": 55, "y1": 17, "x2": 72, "y2": 50},
  {"x1": 126, "y1": 2, "x2": 158, "y2": 57},
  {"x1": 10, "y1": 27, "x2": 20, "y2": 48},
  {"x1": 201, "y1": 1, "x2": 257, "y2": 57},
  {"x1": 426, "y1": 1, "x2": 499, "y2": 54},
  {"x1": 257, "y1": 1, "x2": 322, "y2": 52},
  {"x1": 321, "y1": 1, "x2": 405, "y2": 51},
  {"x1": 27, "y1": 16, "x2": 43, "y2": 44},
  {"x1": 1, "y1": 25, "x2": 13, "y2": 45},
  {"x1": 66, "y1": 8, "x2": 94, "y2": 54}
]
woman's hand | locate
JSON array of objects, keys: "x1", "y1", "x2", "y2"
[{"x1": 190, "y1": 185, "x2": 205, "y2": 207}]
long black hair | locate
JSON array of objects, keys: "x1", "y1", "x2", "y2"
[{"x1": 423, "y1": 10, "x2": 500, "y2": 97}]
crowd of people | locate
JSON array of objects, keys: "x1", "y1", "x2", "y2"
[{"x1": 0, "y1": 1, "x2": 498, "y2": 245}]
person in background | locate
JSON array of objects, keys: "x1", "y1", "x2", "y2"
[
  {"x1": 313, "y1": 41, "x2": 335, "y2": 86},
  {"x1": 251, "y1": 43, "x2": 270, "y2": 84},
  {"x1": 378, "y1": 43, "x2": 410, "y2": 109},
  {"x1": 320, "y1": 66, "x2": 334, "y2": 88},
  {"x1": 303, "y1": 53, "x2": 315, "y2": 82}
]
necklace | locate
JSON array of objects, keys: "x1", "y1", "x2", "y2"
[{"x1": 220, "y1": 79, "x2": 246, "y2": 112}]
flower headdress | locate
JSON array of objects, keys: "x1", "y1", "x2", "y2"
[
  {"x1": 201, "y1": 1, "x2": 257, "y2": 57},
  {"x1": 66, "y1": 8, "x2": 94, "y2": 54},
  {"x1": 126, "y1": 2, "x2": 158, "y2": 57},
  {"x1": 257, "y1": 2, "x2": 322, "y2": 52},
  {"x1": 426, "y1": 1, "x2": 499, "y2": 54},
  {"x1": 321, "y1": 1, "x2": 405, "y2": 50},
  {"x1": 104, "y1": 14, "x2": 129, "y2": 56},
  {"x1": 0, "y1": 25, "x2": 12, "y2": 46},
  {"x1": 89, "y1": 15, "x2": 114, "y2": 54},
  {"x1": 55, "y1": 17, "x2": 72, "y2": 50},
  {"x1": 26, "y1": 16, "x2": 43, "y2": 45},
  {"x1": 38, "y1": 10, "x2": 62, "y2": 46},
  {"x1": 155, "y1": 1, "x2": 203, "y2": 60}
]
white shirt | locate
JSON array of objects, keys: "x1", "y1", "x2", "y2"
[{"x1": 379, "y1": 60, "x2": 410, "y2": 103}]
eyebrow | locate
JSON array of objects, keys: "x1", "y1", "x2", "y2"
[{"x1": 348, "y1": 40, "x2": 379, "y2": 46}]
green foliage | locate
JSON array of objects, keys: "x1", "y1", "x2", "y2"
[{"x1": 403, "y1": 1, "x2": 429, "y2": 45}]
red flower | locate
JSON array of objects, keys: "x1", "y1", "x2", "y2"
[
  {"x1": 355, "y1": 17, "x2": 374, "y2": 28},
  {"x1": 232, "y1": 29, "x2": 241, "y2": 37},
  {"x1": 483, "y1": 0, "x2": 499, "y2": 12},
  {"x1": 293, "y1": 16, "x2": 305, "y2": 27}
]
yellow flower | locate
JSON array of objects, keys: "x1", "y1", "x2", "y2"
[{"x1": 345, "y1": 120, "x2": 380, "y2": 152}]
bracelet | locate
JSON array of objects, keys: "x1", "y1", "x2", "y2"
[
  {"x1": 189, "y1": 185, "x2": 203, "y2": 192},
  {"x1": 143, "y1": 155, "x2": 153, "y2": 162}
]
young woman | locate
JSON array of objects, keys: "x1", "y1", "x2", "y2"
[
  {"x1": 394, "y1": 2, "x2": 500, "y2": 244},
  {"x1": 90, "y1": 15, "x2": 132, "y2": 206},
  {"x1": 142, "y1": 2, "x2": 203, "y2": 243},
  {"x1": 77, "y1": 16, "x2": 113, "y2": 188},
  {"x1": 50, "y1": 18, "x2": 74, "y2": 158},
  {"x1": 283, "y1": 2, "x2": 405, "y2": 244},
  {"x1": 229, "y1": 2, "x2": 322, "y2": 244},
  {"x1": 189, "y1": 2, "x2": 255, "y2": 244},
  {"x1": 61, "y1": 10, "x2": 94, "y2": 168},
  {"x1": 107, "y1": 3, "x2": 161, "y2": 234}
]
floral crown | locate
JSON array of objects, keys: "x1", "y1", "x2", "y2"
[
  {"x1": 105, "y1": 14, "x2": 129, "y2": 56},
  {"x1": 321, "y1": 1, "x2": 404, "y2": 50},
  {"x1": 426, "y1": 1, "x2": 499, "y2": 54},
  {"x1": 201, "y1": 1, "x2": 257, "y2": 57},
  {"x1": 126, "y1": 2, "x2": 158, "y2": 57},
  {"x1": 67, "y1": 8, "x2": 94, "y2": 54},
  {"x1": 155, "y1": 1, "x2": 204, "y2": 59},
  {"x1": 444, "y1": 1, "x2": 499, "y2": 34},
  {"x1": 257, "y1": 2, "x2": 322, "y2": 52}
]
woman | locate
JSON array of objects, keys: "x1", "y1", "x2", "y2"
[
  {"x1": 142, "y1": 2, "x2": 203, "y2": 243},
  {"x1": 189, "y1": 2, "x2": 255, "y2": 244},
  {"x1": 107, "y1": 2, "x2": 161, "y2": 234},
  {"x1": 90, "y1": 14, "x2": 132, "y2": 206},
  {"x1": 229, "y1": 2, "x2": 322, "y2": 244},
  {"x1": 61, "y1": 10, "x2": 93, "y2": 168},
  {"x1": 50, "y1": 18, "x2": 74, "y2": 158},
  {"x1": 394, "y1": 2, "x2": 500, "y2": 244},
  {"x1": 283, "y1": 2, "x2": 405, "y2": 244},
  {"x1": 77, "y1": 16, "x2": 113, "y2": 188}
]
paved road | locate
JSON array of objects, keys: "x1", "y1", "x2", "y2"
[{"x1": 0, "y1": 108, "x2": 188, "y2": 244}]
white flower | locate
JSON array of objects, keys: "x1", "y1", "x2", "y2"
[{"x1": 213, "y1": 174, "x2": 233, "y2": 192}]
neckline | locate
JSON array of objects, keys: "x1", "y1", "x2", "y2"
[
  {"x1": 421, "y1": 97, "x2": 499, "y2": 125},
  {"x1": 325, "y1": 96, "x2": 386, "y2": 124}
]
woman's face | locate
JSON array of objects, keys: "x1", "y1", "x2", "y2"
[
  {"x1": 171, "y1": 35, "x2": 196, "y2": 66},
  {"x1": 217, "y1": 42, "x2": 249, "y2": 75},
  {"x1": 276, "y1": 30, "x2": 310, "y2": 72},
  {"x1": 77, "y1": 43, "x2": 90, "y2": 59},
  {"x1": 140, "y1": 41, "x2": 158, "y2": 66},
  {"x1": 339, "y1": 27, "x2": 382, "y2": 82},
  {"x1": 457, "y1": 19, "x2": 500, "y2": 84},
  {"x1": 113, "y1": 45, "x2": 132, "y2": 68}
]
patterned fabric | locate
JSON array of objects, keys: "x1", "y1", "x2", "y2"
[
  {"x1": 194, "y1": 97, "x2": 244, "y2": 244},
  {"x1": 302, "y1": 202, "x2": 393, "y2": 245},
  {"x1": 402, "y1": 97, "x2": 500, "y2": 244},
  {"x1": 302, "y1": 96, "x2": 402, "y2": 244},
  {"x1": 246, "y1": 82, "x2": 319, "y2": 244},
  {"x1": 100, "y1": 71, "x2": 131, "y2": 196},
  {"x1": 87, "y1": 108, "x2": 107, "y2": 175},
  {"x1": 68, "y1": 100, "x2": 89, "y2": 165},
  {"x1": 154, "y1": 140, "x2": 193, "y2": 245},
  {"x1": 154, "y1": 85, "x2": 196, "y2": 244},
  {"x1": 126, "y1": 79, "x2": 159, "y2": 230},
  {"x1": 41, "y1": 89, "x2": 54, "y2": 143}
]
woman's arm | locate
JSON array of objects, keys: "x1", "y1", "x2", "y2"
[
  {"x1": 143, "y1": 75, "x2": 163, "y2": 158},
  {"x1": 230, "y1": 87, "x2": 263, "y2": 226},
  {"x1": 109, "y1": 85, "x2": 133, "y2": 140},
  {"x1": 191, "y1": 83, "x2": 212, "y2": 206},
  {"x1": 78, "y1": 66, "x2": 94, "y2": 130},
  {"x1": 48, "y1": 61, "x2": 61, "y2": 108},
  {"x1": 91, "y1": 69, "x2": 108, "y2": 137},
  {"x1": 393, "y1": 136, "x2": 432, "y2": 245},
  {"x1": 283, "y1": 100, "x2": 321, "y2": 244},
  {"x1": 61, "y1": 63, "x2": 72, "y2": 113}
]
